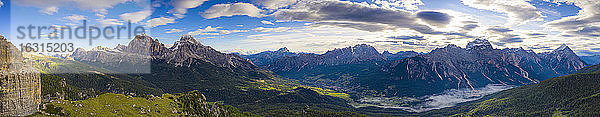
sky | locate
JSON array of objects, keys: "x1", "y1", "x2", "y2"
[{"x1": 0, "y1": 0, "x2": 599, "y2": 56}]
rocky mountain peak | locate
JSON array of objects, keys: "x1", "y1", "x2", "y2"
[
  {"x1": 552, "y1": 44, "x2": 573, "y2": 53},
  {"x1": 179, "y1": 35, "x2": 198, "y2": 44},
  {"x1": 124, "y1": 34, "x2": 164, "y2": 55},
  {"x1": 276, "y1": 47, "x2": 290, "y2": 53},
  {"x1": 466, "y1": 38, "x2": 493, "y2": 50}
]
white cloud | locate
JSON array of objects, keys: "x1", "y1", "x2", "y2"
[
  {"x1": 201, "y1": 3, "x2": 264, "y2": 19},
  {"x1": 41, "y1": 6, "x2": 59, "y2": 15},
  {"x1": 543, "y1": 1, "x2": 600, "y2": 34},
  {"x1": 166, "y1": 29, "x2": 184, "y2": 33},
  {"x1": 146, "y1": 17, "x2": 176, "y2": 28},
  {"x1": 261, "y1": 20, "x2": 275, "y2": 25},
  {"x1": 252, "y1": 27, "x2": 291, "y2": 32},
  {"x1": 169, "y1": 0, "x2": 209, "y2": 18},
  {"x1": 461, "y1": 0, "x2": 543, "y2": 24},
  {"x1": 63, "y1": 15, "x2": 87, "y2": 22},
  {"x1": 120, "y1": 10, "x2": 152, "y2": 23},
  {"x1": 13, "y1": 0, "x2": 134, "y2": 15},
  {"x1": 372, "y1": 0, "x2": 424, "y2": 10},
  {"x1": 188, "y1": 26, "x2": 249, "y2": 35},
  {"x1": 97, "y1": 18, "x2": 124, "y2": 26},
  {"x1": 251, "y1": 0, "x2": 298, "y2": 9}
]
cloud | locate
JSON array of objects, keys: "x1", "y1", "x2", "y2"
[
  {"x1": 120, "y1": 10, "x2": 152, "y2": 23},
  {"x1": 188, "y1": 26, "x2": 249, "y2": 35},
  {"x1": 461, "y1": 24, "x2": 479, "y2": 31},
  {"x1": 165, "y1": 29, "x2": 184, "y2": 33},
  {"x1": 96, "y1": 18, "x2": 124, "y2": 26},
  {"x1": 484, "y1": 26, "x2": 524, "y2": 44},
  {"x1": 540, "y1": 0, "x2": 600, "y2": 39},
  {"x1": 272, "y1": 0, "x2": 446, "y2": 34},
  {"x1": 13, "y1": 0, "x2": 133, "y2": 15},
  {"x1": 416, "y1": 11, "x2": 453, "y2": 27},
  {"x1": 372, "y1": 0, "x2": 424, "y2": 10},
  {"x1": 0, "y1": 0, "x2": 3, "y2": 8},
  {"x1": 252, "y1": 27, "x2": 291, "y2": 32},
  {"x1": 251, "y1": 0, "x2": 298, "y2": 9},
  {"x1": 387, "y1": 35, "x2": 425, "y2": 40},
  {"x1": 571, "y1": 26, "x2": 600, "y2": 37},
  {"x1": 146, "y1": 17, "x2": 176, "y2": 28},
  {"x1": 169, "y1": 0, "x2": 209, "y2": 18},
  {"x1": 63, "y1": 15, "x2": 87, "y2": 22},
  {"x1": 261, "y1": 20, "x2": 275, "y2": 25},
  {"x1": 461, "y1": 0, "x2": 543, "y2": 24},
  {"x1": 201, "y1": 3, "x2": 264, "y2": 19},
  {"x1": 41, "y1": 6, "x2": 59, "y2": 15},
  {"x1": 487, "y1": 26, "x2": 513, "y2": 33}
]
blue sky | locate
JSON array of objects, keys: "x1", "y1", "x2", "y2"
[{"x1": 0, "y1": 0, "x2": 598, "y2": 55}]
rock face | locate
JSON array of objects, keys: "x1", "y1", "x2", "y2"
[
  {"x1": 0, "y1": 36, "x2": 41, "y2": 116},
  {"x1": 71, "y1": 34, "x2": 259, "y2": 71}
]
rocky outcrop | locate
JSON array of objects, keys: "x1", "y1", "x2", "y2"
[{"x1": 0, "y1": 35, "x2": 41, "y2": 116}]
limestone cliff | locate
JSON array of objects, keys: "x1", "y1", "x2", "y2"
[{"x1": 0, "y1": 35, "x2": 41, "y2": 116}]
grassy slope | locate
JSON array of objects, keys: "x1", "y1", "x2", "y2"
[
  {"x1": 40, "y1": 91, "x2": 257, "y2": 117},
  {"x1": 423, "y1": 64, "x2": 600, "y2": 116}
]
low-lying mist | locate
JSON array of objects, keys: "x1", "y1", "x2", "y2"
[{"x1": 355, "y1": 84, "x2": 515, "y2": 112}]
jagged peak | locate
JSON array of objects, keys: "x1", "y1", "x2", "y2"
[
  {"x1": 276, "y1": 47, "x2": 290, "y2": 52},
  {"x1": 352, "y1": 44, "x2": 374, "y2": 49},
  {"x1": 466, "y1": 38, "x2": 493, "y2": 50},
  {"x1": 178, "y1": 35, "x2": 198, "y2": 44},
  {"x1": 444, "y1": 44, "x2": 460, "y2": 49},
  {"x1": 382, "y1": 51, "x2": 392, "y2": 54},
  {"x1": 551, "y1": 44, "x2": 574, "y2": 54}
]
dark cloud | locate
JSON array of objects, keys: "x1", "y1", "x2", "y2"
[
  {"x1": 461, "y1": 24, "x2": 479, "y2": 31},
  {"x1": 387, "y1": 35, "x2": 425, "y2": 40},
  {"x1": 498, "y1": 34, "x2": 524, "y2": 43},
  {"x1": 417, "y1": 11, "x2": 453, "y2": 27},
  {"x1": 402, "y1": 41, "x2": 427, "y2": 46},
  {"x1": 527, "y1": 33, "x2": 547, "y2": 36},
  {"x1": 487, "y1": 26, "x2": 513, "y2": 33},
  {"x1": 312, "y1": 22, "x2": 393, "y2": 32},
  {"x1": 572, "y1": 26, "x2": 600, "y2": 37},
  {"x1": 444, "y1": 32, "x2": 472, "y2": 38},
  {"x1": 374, "y1": 40, "x2": 401, "y2": 43},
  {"x1": 273, "y1": 0, "x2": 445, "y2": 34}
]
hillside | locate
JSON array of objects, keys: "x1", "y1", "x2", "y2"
[{"x1": 423, "y1": 63, "x2": 600, "y2": 116}]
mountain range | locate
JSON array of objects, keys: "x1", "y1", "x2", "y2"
[{"x1": 243, "y1": 39, "x2": 588, "y2": 98}]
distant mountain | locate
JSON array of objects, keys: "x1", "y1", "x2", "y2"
[
  {"x1": 538, "y1": 44, "x2": 587, "y2": 75},
  {"x1": 581, "y1": 55, "x2": 600, "y2": 65},
  {"x1": 424, "y1": 63, "x2": 600, "y2": 116},
  {"x1": 385, "y1": 39, "x2": 586, "y2": 96},
  {"x1": 249, "y1": 38, "x2": 588, "y2": 98},
  {"x1": 241, "y1": 47, "x2": 300, "y2": 67},
  {"x1": 382, "y1": 51, "x2": 424, "y2": 61}
]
